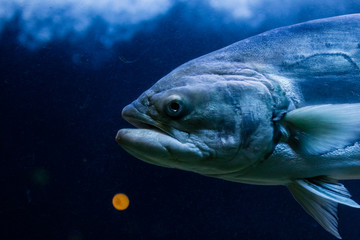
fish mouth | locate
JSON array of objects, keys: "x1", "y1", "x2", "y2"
[
  {"x1": 115, "y1": 103, "x2": 177, "y2": 168},
  {"x1": 115, "y1": 102, "x2": 202, "y2": 168},
  {"x1": 116, "y1": 103, "x2": 170, "y2": 140}
]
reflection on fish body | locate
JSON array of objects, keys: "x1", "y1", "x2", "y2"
[{"x1": 116, "y1": 14, "x2": 360, "y2": 239}]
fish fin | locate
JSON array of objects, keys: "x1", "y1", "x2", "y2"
[
  {"x1": 284, "y1": 103, "x2": 360, "y2": 155},
  {"x1": 288, "y1": 177, "x2": 360, "y2": 239}
]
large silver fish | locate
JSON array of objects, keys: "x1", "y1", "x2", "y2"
[{"x1": 116, "y1": 14, "x2": 360, "y2": 238}]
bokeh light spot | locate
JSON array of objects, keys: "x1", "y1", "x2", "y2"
[
  {"x1": 31, "y1": 168, "x2": 50, "y2": 186},
  {"x1": 112, "y1": 193, "x2": 129, "y2": 211}
]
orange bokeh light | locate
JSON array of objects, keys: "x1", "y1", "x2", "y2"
[{"x1": 112, "y1": 193, "x2": 129, "y2": 211}]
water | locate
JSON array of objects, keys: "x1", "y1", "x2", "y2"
[{"x1": 1, "y1": 1, "x2": 360, "y2": 239}]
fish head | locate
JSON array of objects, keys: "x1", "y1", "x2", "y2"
[{"x1": 116, "y1": 61, "x2": 278, "y2": 176}]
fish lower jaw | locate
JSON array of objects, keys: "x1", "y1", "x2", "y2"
[{"x1": 116, "y1": 128, "x2": 204, "y2": 168}]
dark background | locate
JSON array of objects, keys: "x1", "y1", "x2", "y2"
[{"x1": 2, "y1": 1, "x2": 360, "y2": 239}]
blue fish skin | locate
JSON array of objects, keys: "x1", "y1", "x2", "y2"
[
  {"x1": 196, "y1": 14, "x2": 360, "y2": 184},
  {"x1": 203, "y1": 14, "x2": 360, "y2": 105}
]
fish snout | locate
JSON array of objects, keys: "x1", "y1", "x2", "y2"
[{"x1": 121, "y1": 103, "x2": 137, "y2": 123}]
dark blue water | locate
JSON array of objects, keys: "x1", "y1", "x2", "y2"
[{"x1": 2, "y1": 2, "x2": 360, "y2": 240}]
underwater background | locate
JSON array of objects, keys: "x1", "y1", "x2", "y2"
[{"x1": 2, "y1": 0, "x2": 360, "y2": 239}]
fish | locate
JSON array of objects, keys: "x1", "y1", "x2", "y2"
[{"x1": 115, "y1": 14, "x2": 360, "y2": 239}]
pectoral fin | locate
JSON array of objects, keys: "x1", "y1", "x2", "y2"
[
  {"x1": 288, "y1": 177, "x2": 360, "y2": 239},
  {"x1": 283, "y1": 103, "x2": 360, "y2": 155}
]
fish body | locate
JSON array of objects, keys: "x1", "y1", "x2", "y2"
[{"x1": 116, "y1": 14, "x2": 360, "y2": 238}]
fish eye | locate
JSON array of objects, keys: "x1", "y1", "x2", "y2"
[
  {"x1": 169, "y1": 101, "x2": 181, "y2": 112},
  {"x1": 164, "y1": 96, "x2": 186, "y2": 118}
]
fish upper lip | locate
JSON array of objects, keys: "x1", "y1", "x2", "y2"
[{"x1": 121, "y1": 104, "x2": 170, "y2": 135}]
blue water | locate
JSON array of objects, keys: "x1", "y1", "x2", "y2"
[{"x1": 2, "y1": 1, "x2": 360, "y2": 239}]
